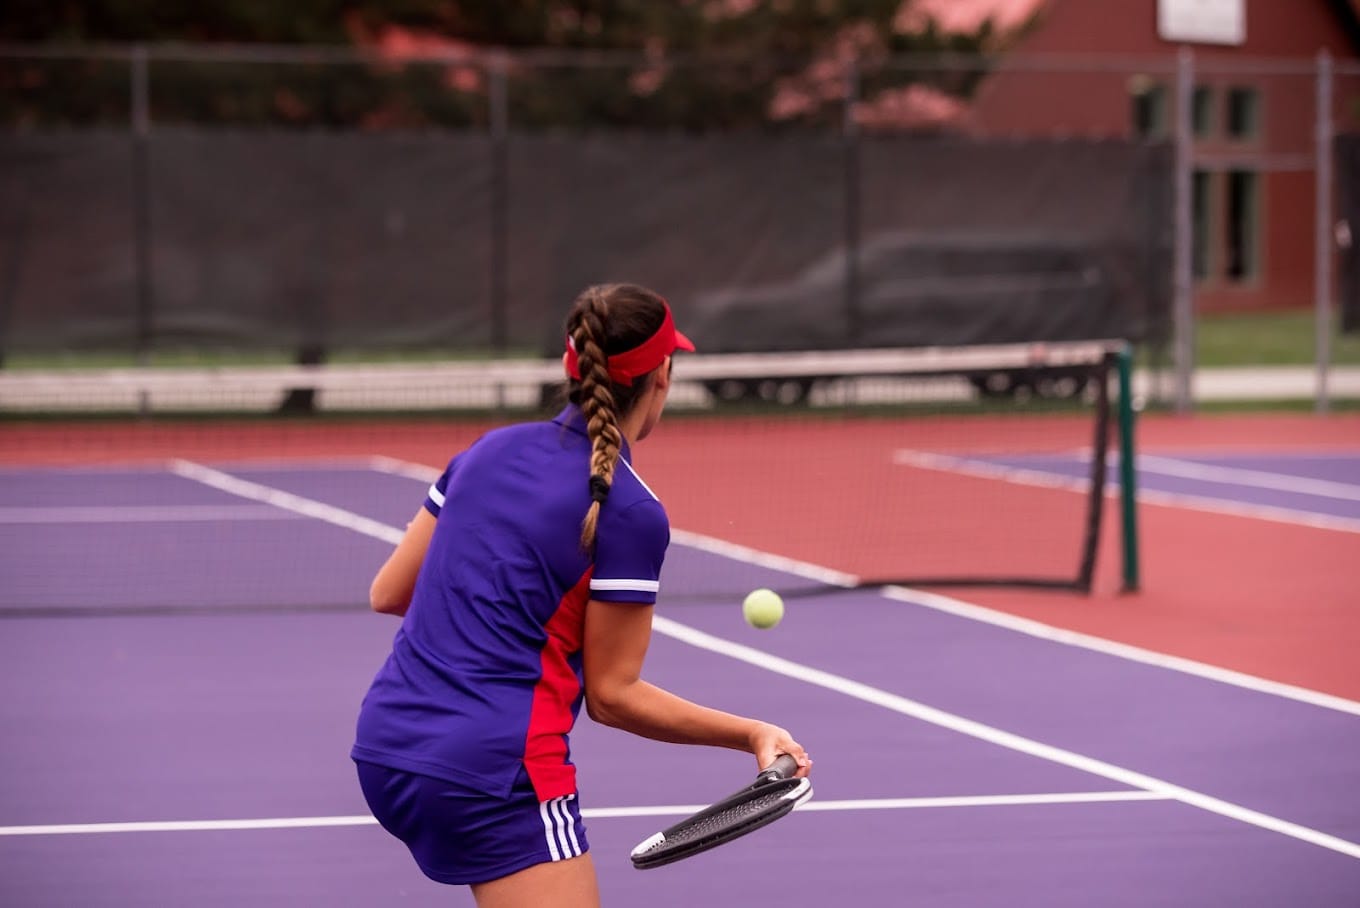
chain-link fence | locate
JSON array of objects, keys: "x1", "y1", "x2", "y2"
[{"x1": 0, "y1": 44, "x2": 1355, "y2": 409}]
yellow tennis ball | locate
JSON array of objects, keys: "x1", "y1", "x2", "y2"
[{"x1": 742, "y1": 588, "x2": 784, "y2": 629}]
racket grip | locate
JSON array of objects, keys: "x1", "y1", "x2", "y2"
[{"x1": 758, "y1": 753, "x2": 800, "y2": 782}]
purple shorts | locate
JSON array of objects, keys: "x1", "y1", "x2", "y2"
[{"x1": 355, "y1": 760, "x2": 589, "y2": 886}]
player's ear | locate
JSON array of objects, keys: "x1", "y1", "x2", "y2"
[
  {"x1": 562, "y1": 351, "x2": 571, "y2": 377},
  {"x1": 654, "y1": 356, "x2": 673, "y2": 391}
]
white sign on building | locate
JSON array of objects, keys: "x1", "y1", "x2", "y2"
[{"x1": 1157, "y1": 0, "x2": 1246, "y2": 45}]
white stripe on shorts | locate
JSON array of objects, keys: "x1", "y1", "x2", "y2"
[
  {"x1": 554, "y1": 796, "x2": 582, "y2": 856},
  {"x1": 539, "y1": 796, "x2": 581, "y2": 862}
]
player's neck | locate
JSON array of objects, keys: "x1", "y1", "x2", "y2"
[{"x1": 618, "y1": 408, "x2": 645, "y2": 446}]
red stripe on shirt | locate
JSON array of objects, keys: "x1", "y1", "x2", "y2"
[{"x1": 523, "y1": 568, "x2": 592, "y2": 801}]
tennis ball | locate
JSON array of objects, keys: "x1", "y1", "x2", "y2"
[{"x1": 742, "y1": 588, "x2": 784, "y2": 629}]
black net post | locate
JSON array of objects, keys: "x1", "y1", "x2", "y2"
[{"x1": 1074, "y1": 353, "x2": 1114, "y2": 592}]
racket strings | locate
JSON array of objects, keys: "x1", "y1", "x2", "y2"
[{"x1": 642, "y1": 786, "x2": 793, "y2": 851}]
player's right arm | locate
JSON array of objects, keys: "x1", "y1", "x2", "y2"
[
  {"x1": 581, "y1": 598, "x2": 811, "y2": 777},
  {"x1": 369, "y1": 508, "x2": 437, "y2": 616}
]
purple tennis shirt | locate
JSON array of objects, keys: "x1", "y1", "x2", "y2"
[{"x1": 352, "y1": 405, "x2": 670, "y2": 800}]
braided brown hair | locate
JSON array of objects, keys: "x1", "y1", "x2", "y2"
[{"x1": 564, "y1": 283, "x2": 669, "y2": 550}]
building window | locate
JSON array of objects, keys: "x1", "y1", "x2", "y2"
[
  {"x1": 1226, "y1": 86, "x2": 1259, "y2": 140},
  {"x1": 1225, "y1": 170, "x2": 1259, "y2": 281},
  {"x1": 1130, "y1": 78, "x2": 1167, "y2": 138},
  {"x1": 1192, "y1": 170, "x2": 1213, "y2": 279},
  {"x1": 1192, "y1": 85, "x2": 1214, "y2": 137}
]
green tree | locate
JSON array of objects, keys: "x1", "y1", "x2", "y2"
[{"x1": 1, "y1": 2, "x2": 1010, "y2": 130}]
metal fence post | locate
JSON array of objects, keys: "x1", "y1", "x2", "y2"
[
  {"x1": 842, "y1": 58, "x2": 861, "y2": 349},
  {"x1": 487, "y1": 50, "x2": 511, "y2": 411},
  {"x1": 1172, "y1": 46, "x2": 1195, "y2": 413},
  {"x1": 488, "y1": 49, "x2": 509, "y2": 358},
  {"x1": 1314, "y1": 50, "x2": 1334, "y2": 414},
  {"x1": 131, "y1": 44, "x2": 153, "y2": 412}
]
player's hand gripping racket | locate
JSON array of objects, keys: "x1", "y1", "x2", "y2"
[{"x1": 629, "y1": 754, "x2": 812, "y2": 870}]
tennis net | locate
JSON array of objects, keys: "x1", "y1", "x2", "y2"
[{"x1": 0, "y1": 341, "x2": 1138, "y2": 616}]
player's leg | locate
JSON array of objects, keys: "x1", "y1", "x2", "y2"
[{"x1": 471, "y1": 852, "x2": 600, "y2": 908}]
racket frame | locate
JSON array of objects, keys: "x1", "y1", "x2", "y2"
[{"x1": 629, "y1": 756, "x2": 812, "y2": 869}]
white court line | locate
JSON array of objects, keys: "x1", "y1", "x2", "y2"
[
  {"x1": 367, "y1": 459, "x2": 862, "y2": 587},
  {"x1": 183, "y1": 460, "x2": 1360, "y2": 860},
  {"x1": 211, "y1": 456, "x2": 394, "y2": 472},
  {"x1": 0, "y1": 505, "x2": 300, "y2": 524},
  {"x1": 168, "y1": 460, "x2": 402, "y2": 546},
  {"x1": 670, "y1": 528, "x2": 860, "y2": 589},
  {"x1": 882, "y1": 587, "x2": 1360, "y2": 718},
  {"x1": 370, "y1": 455, "x2": 1360, "y2": 715},
  {"x1": 794, "y1": 790, "x2": 1170, "y2": 812},
  {"x1": 673, "y1": 523, "x2": 1360, "y2": 718},
  {"x1": 654, "y1": 617, "x2": 1360, "y2": 860},
  {"x1": 368, "y1": 455, "x2": 442, "y2": 483},
  {"x1": 894, "y1": 448, "x2": 1360, "y2": 534},
  {"x1": 0, "y1": 816, "x2": 378, "y2": 836},
  {"x1": 1136, "y1": 454, "x2": 1360, "y2": 502},
  {"x1": 1133, "y1": 454, "x2": 1360, "y2": 533},
  {"x1": 1134, "y1": 487, "x2": 1360, "y2": 534},
  {"x1": 893, "y1": 449, "x2": 1090, "y2": 493},
  {"x1": 0, "y1": 791, "x2": 1170, "y2": 837},
  {"x1": 0, "y1": 463, "x2": 171, "y2": 477}
]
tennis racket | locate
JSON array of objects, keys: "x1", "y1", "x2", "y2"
[{"x1": 629, "y1": 754, "x2": 812, "y2": 870}]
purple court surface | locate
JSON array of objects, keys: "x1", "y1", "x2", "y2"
[{"x1": 1, "y1": 453, "x2": 1358, "y2": 906}]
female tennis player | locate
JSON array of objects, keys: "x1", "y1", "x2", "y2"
[{"x1": 352, "y1": 283, "x2": 811, "y2": 907}]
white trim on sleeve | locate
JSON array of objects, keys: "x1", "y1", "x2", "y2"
[
  {"x1": 589, "y1": 578, "x2": 661, "y2": 593},
  {"x1": 426, "y1": 483, "x2": 446, "y2": 508}
]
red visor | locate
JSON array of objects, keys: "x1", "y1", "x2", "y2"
[{"x1": 565, "y1": 302, "x2": 695, "y2": 386}]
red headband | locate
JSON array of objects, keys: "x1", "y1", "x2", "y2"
[{"x1": 565, "y1": 302, "x2": 695, "y2": 386}]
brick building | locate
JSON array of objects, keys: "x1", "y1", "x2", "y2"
[{"x1": 960, "y1": 0, "x2": 1360, "y2": 313}]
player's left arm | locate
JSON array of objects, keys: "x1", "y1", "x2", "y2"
[{"x1": 369, "y1": 508, "x2": 437, "y2": 616}]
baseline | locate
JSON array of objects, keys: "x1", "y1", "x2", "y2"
[{"x1": 0, "y1": 790, "x2": 1170, "y2": 838}]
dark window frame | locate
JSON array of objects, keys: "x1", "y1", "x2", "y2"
[
  {"x1": 1224, "y1": 169, "x2": 1261, "y2": 283},
  {"x1": 1225, "y1": 85, "x2": 1260, "y2": 141},
  {"x1": 1192, "y1": 84, "x2": 1215, "y2": 138},
  {"x1": 1130, "y1": 78, "x2": 1168, "y2": 139}
]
